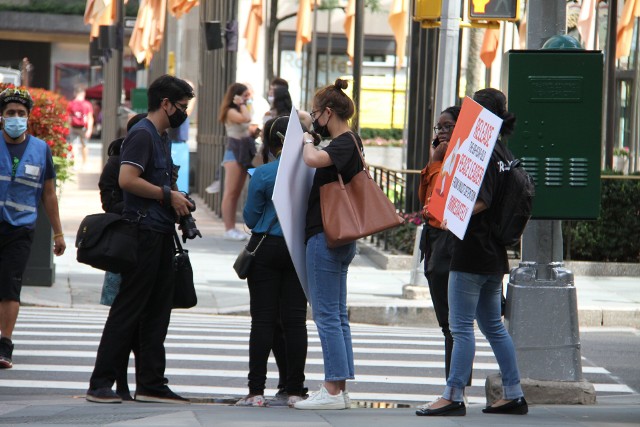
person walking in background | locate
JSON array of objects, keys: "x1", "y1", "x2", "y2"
[
  {"x1": 294, "y1": 79, "x2": 361, "y2": 410},
  {"x1": 416, "y1": 88, "x2": 527, "y2": 417},
  {"x1": 0, "y1": 88, "x2": 66, "y2": 370},
  {"x1": 236, "y1": 116, "x2": 309, "y2": 408},
  {"x1": 67, "y1": 85, "x2": 94, "y2": 166},
  {"x1": 86, "y1": 75, "x2": 194, "y2": 404},
  {"x1": 218, "y1": 83, "x2": 255, "y2": 241},
  {"x1": 167, "y1": 80, "x2": 195, "y2": 193},
  {"x1": 417, "y1": 106, "x2": 472, "y2": 402}
]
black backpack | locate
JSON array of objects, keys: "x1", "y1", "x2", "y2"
[{"x1": 491, "y1": 146, "x2": 536, "y2": 247}]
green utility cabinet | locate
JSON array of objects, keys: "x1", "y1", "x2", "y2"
[{"x1": 503, "y1": 50, "x2": 603, "y2": 219}]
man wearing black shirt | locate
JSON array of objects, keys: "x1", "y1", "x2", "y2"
[{"x1": 86, "y1": 75, "x2": 194, "y2": 404}]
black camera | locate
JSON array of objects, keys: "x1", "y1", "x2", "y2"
[{"x1": 179, "y1": 194, "x2": 202, "y2": 243}]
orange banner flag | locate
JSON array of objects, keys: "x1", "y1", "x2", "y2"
[
  {"x1": 84, "y1": 0, "x2": 116, "y2": 39},
  {"x1": 616, "y1": 0, "x2": 640, "y2": 58},
  {"x1": 577, "y1": 0, "x2": 597, "y2": 49},
  {"x1": 344, "y1": 0, "x2": 355, "y2": 62},
  {"x1": 244, "y1": 0, "x2": 263, "y2": 62},
  {"x1": 296, "y1": 0, "x2": 313, "y2": 56},
  {"x1": 388, "y1": 0, "x2": 408, "y2": 68},
  {"x1": 480, "y1": 28, "x2": 499, "y2": 68},
  {"x1": 169, "y1": 0, "x2": 198, "y2": 19}
]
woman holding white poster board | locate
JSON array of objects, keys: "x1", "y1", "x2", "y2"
[
  {"x1": 417, "y1": 89, "x2": 527, "y2": 417},
  {"x1": 293, "y1": 79, "x2": 362, "y2": 410}
]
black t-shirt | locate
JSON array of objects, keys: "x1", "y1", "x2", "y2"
[
  {"x1": 449, "y1": 139, "x2": 509, "y2": 275},
  {"x1": 0, "y1": 135, "x2": 56, "y2": 234},
  {"x1": 305, "y1": 131, "x2": 364, "y2": 241}
]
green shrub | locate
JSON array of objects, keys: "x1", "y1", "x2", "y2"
[
  {"x1": 563, "y1": 176, "x2": 640, "y2": 262},
  {"x1": 360, "y1": 128, "x2": 404, "y2": 141}
]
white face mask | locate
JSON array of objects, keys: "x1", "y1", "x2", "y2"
[
  {"x1": 267, "y1": 95, "x2": 274, "y2": 104},
  {"x1": 3, "y1": 116, "x2": 28, "y2": 139}
]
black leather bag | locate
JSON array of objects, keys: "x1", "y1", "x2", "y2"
[
  {"x1": 172, "y1": 231, "x2": 197, "y2": 309},
  {"x1": 76, "y1": 213, "x2": 138, "y2": 273},
  {"x1": 233, "y1": 218, "x2": 277, "y2": 280},
  {"x1": 233, "y1": 246, "x2": 255, "y2": 280}
]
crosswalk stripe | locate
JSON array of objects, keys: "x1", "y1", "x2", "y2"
[
  {"x1": 8, "y1": 307, "x2": 632, "y2": 402},
  {"x1": 11, "y1": 339, "x2": 496, "y2": 357}
]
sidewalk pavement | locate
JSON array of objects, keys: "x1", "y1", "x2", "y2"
[
  {"x1": 21, "y1": 145, "x2": 640, "y2": 329},
  {"x1": 1, "y1": 394, "x2": 639, "y2": 426}
]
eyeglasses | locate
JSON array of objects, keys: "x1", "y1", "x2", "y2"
[
  {"x1": 433, "y1": 124, "x2": 455, "y2": 134},
  {"x1": 173, "y1": 102, "x2": 188, "y2": 113}
]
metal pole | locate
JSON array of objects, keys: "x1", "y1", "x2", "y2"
[
  {"x1": 310, "y1": 1, "x2": 319, "y2": 109},
  {"x1": 326, "y1": 8, "x2": 333, "y2": 86},
  {"x1": 604, "y1": 0, "x2": 618, "y2": 169},
  {"x1": 499, "y1": 0, "x2": 596, "y2": 403},
  {"x1": 101, "y1": 0, "x2": 124, "y2": 164},
  {"x1": 433, "y1": 0, "x2": 461, "y2": 119},
  {"x1": 351, "y1": 0, "x2": 364, "y2": 132}
]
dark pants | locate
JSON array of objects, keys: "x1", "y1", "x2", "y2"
[
  {"x1": 423, "y1": 225, "x2": 471, "y2": 385},
  {"x1": 0, "y1": 228, "x2": 34, "y2": 302},
  {"x1": 89, "y1": 230, "x2": 174, "y2": 394},
  {"x1": 246, "y1": 234, "x2": 308, "y2": 396}
]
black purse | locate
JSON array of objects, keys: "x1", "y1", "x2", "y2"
[
  {"x1": 233, "y1": 217, "x2": 277, "y2": 280},
  {"x1": 172, "y1": 230, "x2": 197, "y2": 309},
  {"x1": 76, "y1": 213, "x2": 138, "y2": 273}
]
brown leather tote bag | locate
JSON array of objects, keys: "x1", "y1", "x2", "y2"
[{"x1": 319, "y1": 133, "x2": 404, "y2": 248}]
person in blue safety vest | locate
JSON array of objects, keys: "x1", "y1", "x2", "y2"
[{"x1": 0, "y1": 87, "x2": 66, "y2": 370}]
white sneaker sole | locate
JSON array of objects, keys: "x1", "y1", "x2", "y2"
[
  {"x1": 135, "y1": 394, "x2": 190, "y2": 404},
  {"x1": 86, "y1": 395, "x2": 122, "y2": 404},
  {"x1": 294, "y1": 401, "x2": 347, "y2": 410}
]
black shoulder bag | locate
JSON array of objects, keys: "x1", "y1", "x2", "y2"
[
  {"x1": 172, "y1": 229, "x2": 197, "y2": 309},
  {"x1": 76, "y1": 213, "x2": 138, "y2": 273},
  {"x1": 233, "y1": 217, "x2": 278, "y2": 280}
]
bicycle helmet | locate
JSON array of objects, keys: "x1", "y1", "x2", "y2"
[{"x1": 0, "y1": 87, "x2": 34, "y2": 112}]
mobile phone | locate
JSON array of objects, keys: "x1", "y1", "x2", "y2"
[{"x1": 432, "y1": 137, "x2": 440, "y2": 148}]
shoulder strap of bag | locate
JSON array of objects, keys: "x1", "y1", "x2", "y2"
[
  {"x1": 248, "y1": 215, "x2": 278, "y2": 255},
  {"x1": 346, "y1": 131, "x2": 372, "y2": 179},
  {"x1": 173, "y1": 229, "x2": 184, "y2": 253}
]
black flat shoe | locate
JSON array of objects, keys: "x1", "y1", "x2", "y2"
[
  {"x1": 416, "y1": 401, "x2": 466, "y2": 416},
  {"x1": 482, "y1": 397, "x2": 528, "y2": 415}
]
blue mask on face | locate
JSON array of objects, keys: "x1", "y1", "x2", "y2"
[{"x1": 3, "y1": 117, "x2": 28, "y2": 139}]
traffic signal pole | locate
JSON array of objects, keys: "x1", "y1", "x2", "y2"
[
  {"x1": 433, "y1": 0, "x2": 461, "y2": 117},
  {"x1": 491, "y1": 0, "x2": 596, "y2": 405}
]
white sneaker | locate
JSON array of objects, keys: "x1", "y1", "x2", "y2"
[
  {"x1": 287, "y1": 395, "x2": 304, "y2": 408},
  {"x1": 224, "y1": 229, "x2": 248, "y2": 241},
  {"x1": 205, "y1": 180, "x2": 220, "y2": 194},
  {"x1": 293, "y1": 385, "x2": 346, "y2": 410}
]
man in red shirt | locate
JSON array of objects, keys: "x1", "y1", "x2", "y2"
[{"x1": 67, "y1": 86, "x2": 94, "y2": 165}]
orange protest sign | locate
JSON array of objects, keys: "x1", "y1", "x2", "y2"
[{"x1": 428, "y1": 97, "x2": 502, "y2": 239}]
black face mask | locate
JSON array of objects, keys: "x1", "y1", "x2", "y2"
[
  {"x1": 167, "y1": 105, "x2": 188, "y2": 129},
  {"x1": 312, "y1": 114, "x2": 331, "y2": 139}
]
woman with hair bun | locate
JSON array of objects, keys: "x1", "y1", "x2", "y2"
[
  {"x1": 417, "y1": 88, "x2": 527, "y2": 417},
  {"x1": 293, "y1": 78, "x2": 361, "y2": 410}
]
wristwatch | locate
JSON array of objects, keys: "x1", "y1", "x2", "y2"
[{"x1": 304, "y1": 138, "x2": 313, "y2": 145}]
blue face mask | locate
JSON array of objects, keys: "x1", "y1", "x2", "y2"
[{"x1": 3, "y1": 117, "x2": 28, "y2": 139}]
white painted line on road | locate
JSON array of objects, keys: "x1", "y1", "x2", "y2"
[{"x1": 12, "y1": 339, "x2": 495, "y2": 357}]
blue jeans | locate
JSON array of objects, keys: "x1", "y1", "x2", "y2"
[
  {"x1": 306, "y1": 232, "x2": 356, "y2": 381},
  {"x1": 443, "y1": 271, "x2": 523, "y2": 402}
]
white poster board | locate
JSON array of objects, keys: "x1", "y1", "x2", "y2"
[{"x1": 272, "y1": 107, "x2": 315, "y2": 298}]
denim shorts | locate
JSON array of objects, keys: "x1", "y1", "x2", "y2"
[{"x1": 222, "y1": 149, "x2": 236, "y2": 164}]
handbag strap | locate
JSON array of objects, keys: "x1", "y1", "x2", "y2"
[
  {"x1": 173, "y1": 229, "x2": 184, "y2": 253},
  {"x1": 247, "y1": 215, "x2": 278, "y2": 256},
  {"x1": 335, "y1": 132, "x2": 371, "y2": 183}
]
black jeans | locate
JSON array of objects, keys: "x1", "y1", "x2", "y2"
[
  {"x1": 246, "y1": 234, "x2": 308, "y2": 396},
  {"x1": 89, "y1": 230, "x2": 174, "y2": 394},
  {"x1": 423, "y1": 225, "x2": 471, "y2": 385}
]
